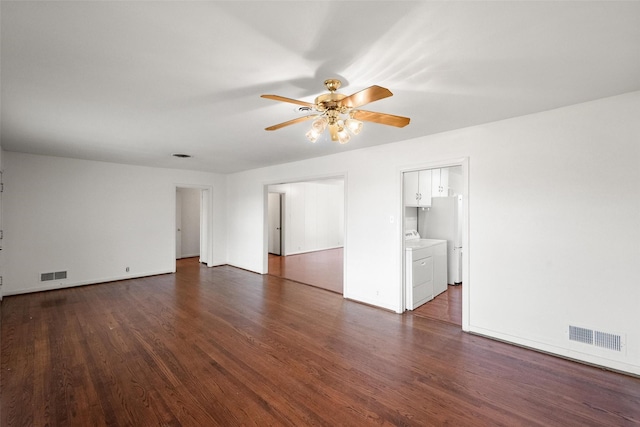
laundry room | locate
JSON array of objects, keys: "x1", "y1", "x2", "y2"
[{"x1": 403, "y1": 165, "x2": 464, "y2": 321}]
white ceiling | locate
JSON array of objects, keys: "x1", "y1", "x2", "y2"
[{"x1": 2, "y1": 1, "x2": 639, "y2": 174}]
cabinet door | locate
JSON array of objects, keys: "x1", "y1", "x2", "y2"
[
  {"x1": 403, "y1": 171, "x2": 420, "y2": 206},
  {"x1": 417, "y1": 170, "x2": 432, "y2": 207},
  {"x1": 412, "y1": 255, "x2": 434, "y2": 308},
  {"x1": 412, "y1": 255, "x2": 433, "y2": 285},
  {"x1": 432, "y1": 168, "x2": 449, "y2": 198}
]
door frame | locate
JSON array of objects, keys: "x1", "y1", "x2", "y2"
[
  {"x1": 400, "y1": 158, "x2": 470, "y2": 331},
  {"x1": 173, "y1": 184, "x2": 215, "y2": 268}
]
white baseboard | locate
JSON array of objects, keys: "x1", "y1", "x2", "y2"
[
  {"x1": 178, "y1": 253, "x2": 200, "y2": 259},
  {"x1": 284, "y1": 245, "x2": 343, "y2": 256},
  {"x1": 469, "y1": 325, "x2": 640, "y2": 377},
  {"x1": 2, "y1": 269, "x2": 174, "y2": 297}
]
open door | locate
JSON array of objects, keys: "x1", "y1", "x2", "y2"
[
  {"x1": 268, "y1": 192, "x2": 283, "y2": 255},
  {"x1": 176, "y1": 189, "x2": 183, "y2": 259},
  {"x1": 200, "y1": 188, "x2": 210, "y2": 265}
]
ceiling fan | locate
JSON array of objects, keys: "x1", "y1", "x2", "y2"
[{"x1": 261, "y1": 79, "x2": 410, "y2": 144}]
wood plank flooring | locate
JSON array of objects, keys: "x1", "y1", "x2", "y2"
[
  {"x1": 412, "y1": 285, "x2": 462, "y2": 326},
  {"x1": 268, "y1": 248, "x2": 460, "y2": 326},
  {"x1": 268, "y1": 248, "x2": 343, "y2": 294},
  {"x1": 2, "y1": 258, "x2": 640, "y2": 426}
]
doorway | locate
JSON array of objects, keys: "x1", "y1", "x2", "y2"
[
  {"x1": 268, "y1": 192, "x2": 283, "y2": 256},
  {"x1": 175, "y1": 186, "x2": 214, "y2": 269},
  {"x1": 176, "y1": 187, "x2": 201, "y2": 260},
  {"x1": 402, "y1": 159, "x2": 469, "y2": 329},
  {"x1": 265, "y1": 178, "x2": 346, "y2": 294}
]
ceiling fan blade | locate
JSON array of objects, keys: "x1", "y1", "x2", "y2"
[
  {"x1": 339, "y1": 85, "x2": 393, "y2": 109},
  {"x1": 261, "y1": 94, "x2": 315, "y2": 108},
  {"x1": 351, "y1": 110, "x2": 410, "y2": 128},
  {"x1": 265, "y1": 114, "x2": 318, "y2": 131}
]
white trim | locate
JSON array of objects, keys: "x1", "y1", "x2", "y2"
[
  {"x1": 2, "y1": 270, "x2": 174, "y2": 297},
  {"x1": 284, "y1": 245, "x2": 344, "y2": 256},
  {"x1": 469, "y1": 326, "x2": 640, "y2": 377},
  {"x1": 178, "y1": 252, "x2": 200, "y2": 259}
]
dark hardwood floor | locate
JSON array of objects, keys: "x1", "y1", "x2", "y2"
[
  {"x1": 268, "y1": 248, "x2": 343, "y2": 294},
  {"x1": 269, "y1": 248, "x2": 462, "y2": 326},
  {"x1": 412, "y1": 284, "x2": 462, "y2": 326},
  {"x1": 2, "y1": 258, "x2": 640, "y2": 426}
]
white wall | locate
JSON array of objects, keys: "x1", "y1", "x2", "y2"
[
  {"x1": 0, "y1": 147, "x2": 4, "y2": 300},
  {"x1": 270, "y1": 180, "x2": 344, "y2": 255},
  {"x1": 176, "y1": 187, "x2": 201, "y2": 258},
  {"x1": 3, "y1": 153, "x2": 227, "y2": 295},
  {"x1": 226, "y1": 91, "x2": 640, "y2": 375}
]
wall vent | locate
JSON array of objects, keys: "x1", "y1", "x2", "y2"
[
  {"x1": 569, "y1": 325, "x2": 593, "y2": 345},
  {"x1": 594, "y1": 331, "x2": 622, "y2": 352},
  {"x1": 569, "y1": 325, "x2": 623, "y2": 352},
  {"x1": 40, "y1": 272, "x2": 55, "y2": 282},
  {"x1": 40, "y1": 271, "x2": 67, "y2": 282}
]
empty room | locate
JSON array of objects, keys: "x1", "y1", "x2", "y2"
[{"x1": 1, "y1": 1, "x2": 639, "y2": 425}]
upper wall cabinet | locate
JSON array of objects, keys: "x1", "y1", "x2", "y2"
[
  {"x1": 404, "y1": 170, "x2": 432, "y2": 207},
  {"x1": 431, "y1": 168, "x2": 449, "y2": 198}
]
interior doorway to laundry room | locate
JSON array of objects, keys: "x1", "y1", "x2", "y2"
[
  {"x1": 402, "y1": 161, "x2": 468, "y2": 328},
  {"x1": 266, "y1": 178, "x2": 345, "y2": 294}
]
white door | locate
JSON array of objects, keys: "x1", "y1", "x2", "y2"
[
  {"x1": 175, "y1": 189, "x2": 182, "y2": 259},
  {"x1": 268, "y1": 193, "x2": 282, "y2": 255},
  {"x1": 199, "y1": 188, "x2": 209, "y2": 265}
]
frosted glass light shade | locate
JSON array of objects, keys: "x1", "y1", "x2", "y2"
[
  {"x1": 337, "y1": 128, "x2": 350, "y2": 144},
  {"x1": 345, "y1": 118, "x2": 363, "y2": 135},
  {"x1": 311, "y1": 116, "x2": 328, "y2": 133},
  {"x1": 306, "y1": 129, "x2": 320, "y2": 143}
]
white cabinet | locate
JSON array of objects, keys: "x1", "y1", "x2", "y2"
[
  {"x1": 405, "y1": 239, "x2": 447, "y2": 310},
  {"x1": 404, "y1": 170, "x2": 431, "y2": 207},
  {"x1": 431, "y1": 168, "x2": 449, "y2": 198}
]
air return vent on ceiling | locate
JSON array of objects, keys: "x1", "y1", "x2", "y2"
[{"x1": 569, "y1": 325, "x2": 623, "y2": 352}]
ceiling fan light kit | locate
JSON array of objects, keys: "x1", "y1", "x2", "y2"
[{"x1": 261, "y1": 79, "x2": 410, "y2": 144}]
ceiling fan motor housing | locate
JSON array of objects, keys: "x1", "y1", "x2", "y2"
[
  {"x1": 323, "y1": 78, "x2": 342, "y2": 92},
  {"x1": 315, "y1": 92, "x2": 349, "y2": 114}
]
